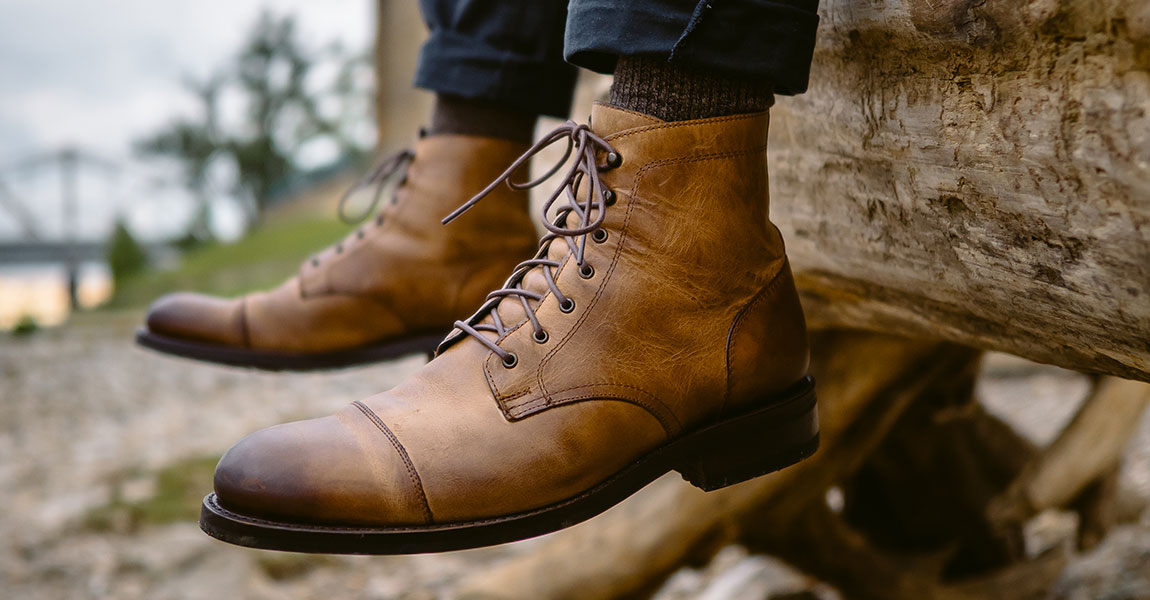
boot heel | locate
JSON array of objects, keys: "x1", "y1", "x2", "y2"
[{"x1": 675, "y1": 378, "x2": 819, "y2": 491}]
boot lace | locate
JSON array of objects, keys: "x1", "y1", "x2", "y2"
[
  {"x1": 309, "y1": 149, "x2": 414, "y2": 266},
  {"x1": 337, "y1": 149, "x2": 415, "y2": 224},
  {"x1": 441, "y1": 121, "x2": 622, "y2": 367}
]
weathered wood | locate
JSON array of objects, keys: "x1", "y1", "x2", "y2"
[
  {"x1": 373, "y1": 0, "x2": 432, "y2": 150},
  {"x1": 804, "y1": 357, "x2": 1036, "y2": 579},
  {"x1": 738, "y1": 344, "x2": 1071, "y2": 596},
  {"x1": 769, "y1": 0, "x2": 1150, "y2": 381},
  {"x1": 1073, "y1": 465, "x2": 1122, "y2": 551},
  {"x1": 987, "y1": 377, "x2": 1150, "y2": 532}
]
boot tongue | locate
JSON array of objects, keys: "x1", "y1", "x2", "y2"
[{"x1": 490, "y1": 214, "x2": 571, "y2": 327}]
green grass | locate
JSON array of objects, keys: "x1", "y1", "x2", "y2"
[
  {"x1": 108, "y1": 217, "x2": 354, "y2": 309},
  {"x1": 84, "y1": 455, "x2": 220, "y2": 533}
]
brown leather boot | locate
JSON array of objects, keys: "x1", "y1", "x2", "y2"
[
  {"x1": 200, "y1": 104, "x2": 818, "y2": 553},
  {"x1": 136, "y1": 134, "x2": 539, "y2": 370}
]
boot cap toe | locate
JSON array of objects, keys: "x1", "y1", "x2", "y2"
[
  {"x1": 145, "y1": 292, "x2": 246, "y2": 347},
  {"x1": 212, "y1": 408, "x2": 432, "y2": 526}
]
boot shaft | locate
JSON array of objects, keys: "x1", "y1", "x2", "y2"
[
  {"x1": 470, "y1": 104, "x2": 809, "y2": 427},
  {"x1": 289, "y1": 134, "x2": 538, "y2": 338}
]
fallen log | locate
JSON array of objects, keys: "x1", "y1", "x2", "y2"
[{"x1": 769, "y1": 0, "x2": 1150, "y2": 381}]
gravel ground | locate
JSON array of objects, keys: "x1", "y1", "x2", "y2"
[{"x1": 1, "y1": 313, "x2": 1147, "y2": 599}]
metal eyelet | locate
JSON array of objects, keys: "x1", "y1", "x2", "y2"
[
  {"x1": 356, "y1": 229, "x2": 365, "y2": 239},
  {"x1": 335, "y1": 243, "x2": 344, "y2": 253},
  {"x1": 376, "y1": 214, "x2": 385, "y2": 226},
  {"x1": 501, "y1": 353, "x2": 518, "y2": 368},
  {"x1": 606, "y1": 152, "x2": 623, "y2": 169},
  {"x1": 579, "y1": 264, "x2": 595, "y2": 279},
  {"x1": 592, "y1": 229, "x2": 608, "y2": 243},
  {"x1": 310, "y1": 257, "x2": 319, "y2": 267},
  {"x1": 532, "y1": 330, "x2": 549, "y2": 344},
  {"x1": 603, "y1": 190, "x2": 616, "y2": 206},
  {"x1": 559, "y1": 298, "x2": 576, "y2": 313}
]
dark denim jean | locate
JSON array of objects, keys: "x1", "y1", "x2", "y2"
[{"x1": 414, "y1": 0, "x2": 820, "y2": 118}]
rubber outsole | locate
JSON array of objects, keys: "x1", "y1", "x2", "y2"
[{"x1": 135, "y1": 329, "x2": 442, "y2": 371}]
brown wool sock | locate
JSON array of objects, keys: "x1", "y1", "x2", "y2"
[
  {"x1": 609, "y1": 56, "x2": 774, "y2": 122},
  {"x1": 429, "y1": 94, "x2": 539, "y2": 144}
]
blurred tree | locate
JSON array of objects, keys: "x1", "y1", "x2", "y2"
[
  {"x1": 136, "y1": 11, "x2": 374, "y2": 240},
  {"x1": 106, "y1": 218, "x2": 149, "y2": 284}
]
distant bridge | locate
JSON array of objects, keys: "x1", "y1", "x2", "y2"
[{"x1": 0, "y1": 241, "x2": 109, "y2": 265}]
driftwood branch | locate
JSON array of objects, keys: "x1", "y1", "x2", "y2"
[{"x1": 987, "y1": 377, "x2": 1150, "y2": 533}]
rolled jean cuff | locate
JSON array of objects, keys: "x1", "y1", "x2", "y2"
[
  {"x1": 564, "y1": 0, "x2": 820, "y2": 96},
  {"x1": 414, "y1": 30, "x2": 579, "y2": 118}
]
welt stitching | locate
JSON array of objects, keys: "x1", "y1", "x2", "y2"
[
  {"x1": 505, "y1": 381, "x2": 683, "y2": 429},
  {"x1": 511, "y1": 393, "x2": 677, "y2": 436},
  {"x1": 509, "y1": 386, "x2": 677, "y2": 429},
  {"x1": 351, "y1": 401, "x2": 433, "y2": 524},
  {"x1": 507, "y1": 381, "x2": 674, "y2": 409}
]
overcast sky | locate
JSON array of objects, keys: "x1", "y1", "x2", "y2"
[{"x1": 0, "y1": 0, "x2": 375, "y2": 242}]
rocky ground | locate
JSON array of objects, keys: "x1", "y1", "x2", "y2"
[{"x1": 1, "y1": 313, "x2": 1148, "y2": 599}]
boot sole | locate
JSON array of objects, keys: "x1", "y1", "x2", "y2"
[
  {"x1": 199, "y1": 375, "x2": 818, "y2": 554},
  {"x1": 135, "y1": 328, "x2": 442, "y2": 371}
]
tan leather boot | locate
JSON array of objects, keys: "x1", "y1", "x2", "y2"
[
  {"x1": 200, "y1": 104, "x2": 818, "y2": 553},
  {"x1": 136, "y1": 134, "x2": 539, "y2": 370}
]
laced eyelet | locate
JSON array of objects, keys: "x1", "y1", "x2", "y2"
[
  {"x1": 501, "y1": 353, "x2": 518, "y2": 368},
  {"x1": 532, "y1": 330, "x2": 549, "y2": 344},
  {"x1": 559, "y1": 298, "x2": 576, "y2": 313},
  {"x1": 605, "y1": 152, "x2": 623, "y2": 169},
  {"x1": 592, "y1": 229, "x2": 608, "y2": 243},
  {"x1": 603, "y1": 190, "x2": 616, "y2": 206},
  {"x1": 579, "y1": 264, "x2": 595, "y2": 279}
]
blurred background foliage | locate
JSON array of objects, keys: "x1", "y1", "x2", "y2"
[{"x1": 106, "y1": 10, "x2": 372, "y2": 308}]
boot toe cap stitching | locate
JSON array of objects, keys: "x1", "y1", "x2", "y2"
[{"x1": 351, "y1": 400, "x2": 433, "y2": 524}]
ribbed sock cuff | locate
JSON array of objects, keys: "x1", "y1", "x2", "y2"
[
  {"x1": 609, "y1": 56, "x2": 774, "y2": 122},
  {"x1": 429, "y1": 94, "x2": 538, "y2": 143}
]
